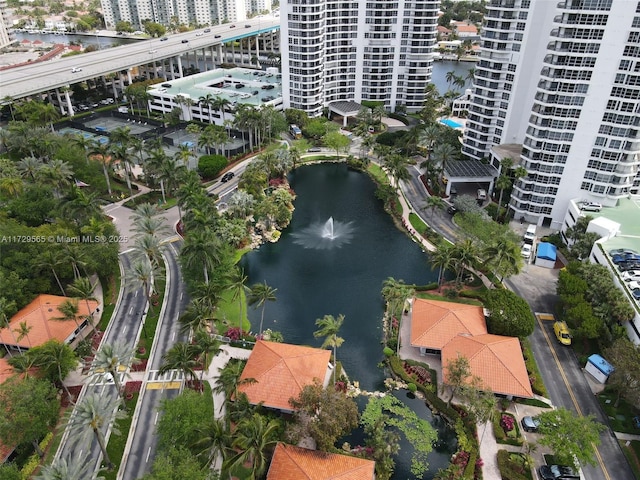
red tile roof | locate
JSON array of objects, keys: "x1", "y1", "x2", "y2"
[
  {"x1": 0, "y1": 294, "x2": 97, "y2": 349},
  {"x1": 442, "y1": 334, "x2": 533, "y2": 398},
  {"x1": 0, "y1": 357, "x2": 14, "y2": 385},
  {"x1": 410, "y1": 298, "x2": 487, "y2": 350},
  {"x1": 238, "y1": 341, "x2": 331, "y2": 411},
  {"x1": 267, "y1": 444, "x2": 375, "y2": 480}
]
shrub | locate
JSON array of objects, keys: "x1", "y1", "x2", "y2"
[
  {"x1": 500, "y1": 414, "x2": 515, "y2": 432},
  {"x1": 497, "y1": 450, "x2": 530, "y2": 480},
  {"x1": 382, "y1": 346, "x2": 394, "y2": 357},
  {"x1": 198, "y1": 154, "x2": 228, "y2": 179},
  {"x1": 407, "y1": 382, "x2": 417, "y2": 393}
]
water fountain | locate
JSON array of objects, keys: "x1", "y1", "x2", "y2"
[{"x1": 292, "y1": 216, "x2": 355, "y2": 249}]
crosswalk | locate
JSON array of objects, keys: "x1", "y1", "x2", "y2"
[{"x1": 145, "y1": 369, "x2": 184, "y2": 390}]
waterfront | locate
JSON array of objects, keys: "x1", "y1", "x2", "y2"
[
  {"x1": 431, "y1": 60, "x2": 475, "y2": 95},
  {"x1": 13, "y1": 31, "x2": 142, "y2": 50}
]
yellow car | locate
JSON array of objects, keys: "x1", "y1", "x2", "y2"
[{"x1": 553, "y1": 321, "x2": 572, "y2": 346}]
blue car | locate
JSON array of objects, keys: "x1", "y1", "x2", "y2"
[{"x1": 632, "y1": 289, "x2": 640, "y2": 301}]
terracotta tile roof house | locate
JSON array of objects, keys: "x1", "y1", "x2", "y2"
[
  {"x1": 452, "y1": 22, "x2": 479, "y2": 37},
  {"x1": 442, "y1": 334, "x2": 533, "y2": 398},
  {"x1": 266, "y1": 443, "x2": 375, "y2": 480},
  {"x1": 437, "y1": 25, "x2": 452, "y2": 38},
  {"x1": 410, "y1": 298, "x2": 487, "y2": 351},
  {"x1": 238, "y1": 340, "x2": 332, "y2": 412},
  {"x1": 0, "y1": 294, "x2": 97, "y2": 351}
]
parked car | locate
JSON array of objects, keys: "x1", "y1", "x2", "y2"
[
  {"x1": 160, "y1": 37, "x2": 168, "y2": 41},
  {"x1": 447, "y1": 205, "x2": 458, "y2": 215},
  {"x1": 622, "y1": 270, "x2": 640, "y2": 281},
  {"x1": 619, "y1": 262, "x2": 640, "y2": 272},
  {"x1": 521, "y1": 244, "x2": 533, "y2": 259},
  {"x1": 204, "y1": 28, "x2": 211, "y2": 33},
  {"x1": 553, "y1": 321, "x2": 572, "y2": 346},
  {"x1": 610, "y1": 248, "x2": 638, "y2": 256},
  {"x1": 477, "y1": 188, "x2": 487, "y2": 200},
  {"x1": 520, "y1": 416, "x2": 540, "y2": 433},
  {"x1": 581, "y1": 201, "x2": 602, "y2": 212},
  {"x1": 539, "y1": 465, "x2": 579, "y2": 480},
  {"x1": 307, "y1": 147, "x2": 322, "y2": 152},
  {"x1": 611, "y1": 254, "x2": 627, "y2": 264},
  {"x1": 633, "y1": 289, "x2": 640, "y2": 301},
  {"x1": 220, "y1": 171, "x2": 235, "y2": 182}
]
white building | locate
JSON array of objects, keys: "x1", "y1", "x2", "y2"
[
  {"x1": 280, "y1": 0, "x2": 439, "y2": 118},
  {"x1": 0, "y1": 1, "x2": 15, "y2": 49},
  {"x1": 101, "y1": 0, "x2": 257, "y2": 30},
  {"x1": 462, "y1": 0, "x2": 640, "y2": 230}
]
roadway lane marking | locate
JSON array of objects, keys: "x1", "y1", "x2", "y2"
[
  {"x1": 135, "y1": 290, "x2": 139, "y2": 298},
  {"x1": 536, "y1": 314, "x2": 612, "y2": 480},
  {"x1": 154, "y1": 412, "x2": 159, "y2": 425},
  {"x1": 129, "y1": 306, "x2": 134, "y2": 314},
  {"x1": 146, "y1": 447, "x2": 152, "y2": 463},
  {"x1": 122, "y1": 326, "x2": 127, "y2": 334},
  {"x1": 172, "y1": 331, "x2": 176, "y2": 341},
  {"x1": 180, "y1": 292, "x2": 183, "y2": 301}
]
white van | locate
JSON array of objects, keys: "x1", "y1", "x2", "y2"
[{"x1": 524, "y1": 224, "x2": 536, "y2": 244}]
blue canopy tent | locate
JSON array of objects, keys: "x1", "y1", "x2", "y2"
[{"x1": 534, "y1": 242, "x2": 557, "y2": 268}]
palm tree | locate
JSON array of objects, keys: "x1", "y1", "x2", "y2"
[
  {"x1": 93, "y1": 343, "x2": 136, "y2": 401},
  {"x1": 426, "y1": 195, "x2": 446, "y2": 217},
  {"x1": 16, "y1": 155, "x2": 44, "y2": 182},
  {"x1": 192, "y1": 330, "x2": 222, "y2": 383},
  {"x1": 36, "y1": 249, "x2": 66, "y2": 295},
  {"x1": 0, "y1": 176, "x2": 23, "y2": 197},
  {"x1": 198, "y1": 93, "x2": 216, "y2": 123},
  {"x1": 14, "y1": 321, "x2": 32, "y2": 349},
  {"x1": 180, "y1": 230, "x2": 223, "y2": 285},
  {"x1": 127, "y1": 257, "x2": 163, "y2": 308},
  {"x1": 0, "y1": 297, "x2": 19, "y2": 356},
  {"x1": 133, "y1": 233, "x2": 163, "y2": 267},
  {"x1": 67, "y1": 277, "x2": 98, "y2": 335},
  {"x1": 382, "y1": 153, "x2": 411, "y2": 191},
  {"x1": 482, "y1": 238, "x2": 522, "y2": 281},
  {"x1": 224, "y1": 413, "x2": 280, "y2": 479},
  {"x1": 109, "y1": 144, "x2": 134, "y2": 198},
  {"x1": 248, "y1": 281, "x2": 277, "y2": 336},
  {"x1": 445, "y1": 70, "x2": 456, "y2": 91},
  {"x1": 56, "y1": 298, "x2": 82, "y2": 333},
  {"x1": 36, "y1": 456, "x2": 104, "y2": 480},
  {"x1": 191, "y1": 417, "x2": 230, "y2": 467},
  {"x1": 430, "y1": 243, "x2": 455, "y2": 290},
  {"x1": 213, "y1": 359, "x2": 256, "y2": 413},
  {"x1": 159, "y1": 342, "x2": 199, "y2": 383},
  {"x1": 35, "y1": 340, "x2": 78, "y2": 403},
  {"x1": 89, "y1": 142, "x2": 113, "y2": 196},
  {"x1": 313, "y1": 314, "x2": 345, "y2": 383},
  {"x1": 432, "y1": 143, "x2": 458, "y2": 178},
  {"x1": 452, "y1": 239, "x2": 478, "y2": 285},
  {"x1": 67, "y1": 393, "x2": 125, "y2": 471},
  {"x1": 226, "y1": 267, "x2": 250, "y2": 333}
]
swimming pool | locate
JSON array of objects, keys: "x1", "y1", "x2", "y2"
[{"x1": 439, "y1": 118, "x2": 463, "y2": 129}]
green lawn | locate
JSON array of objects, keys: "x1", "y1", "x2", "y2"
[
  {"x1": 415, "y1": 290, "x2": 484, "y2": 306},
  {"x1": 598, "y1": 390, "x2": 640, "y2": 434},
  {"x1": 123, "y1": 190, "x2": 177, "y2": 210},
  {"x1": 620, "y1": 440, "x2": 640, "y2": 479},
  {"x1": 214, "y1": 288, "x2": 250, "y2": 334}
]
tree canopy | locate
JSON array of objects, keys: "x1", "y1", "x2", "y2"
[
  {"x1": 483, "y1": 288, "x2": 535, "y2": 338},
  {"x1": 537, "y1": 408, "x2": 606, "y2": 469}
]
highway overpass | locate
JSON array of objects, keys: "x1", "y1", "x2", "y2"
[{"x1": 0, "y1": 17, "x2": 280, "y2": 102}]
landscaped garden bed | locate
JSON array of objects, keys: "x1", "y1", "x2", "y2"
[
  {"x1": 493, "y1": 412, "x2": 523, "y2": 446},
  {"x1": 497, "y1": 449, "x2": 532, "y2": 480}
]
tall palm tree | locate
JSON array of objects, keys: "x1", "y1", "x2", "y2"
[
  {"x1": 14, "y1": 321, "x2": 32, "y2": 350},
  {"x1": 35, "y1": 456, "x2": 104, "y2": 480},
  {"x1": 16, "y1": 155, "x2": 44, "y2": 182},
  {"x1": 109, "y1": 144, "x2": 134, "y2": 198},
  {"x1": 430, "y1": 243, "x2": 455, "y2": 290},
  {"x1": 0, "y1": 297, "x2": 18, "y2": 356},
  {"x1": 36, "y1": 249, "x2": 66, "y2": 296},
  {"x1": 432, "y1": 143, "x2": 458, "y2": 178},
  {"x1": 213, "y1": 359, "x2": 256, "y2": 412},
  {"x1": 452, "y1": 239, "x2": 478, "y2": 285},
  {"x1": 89, "y1": 142, "x2": 113, "y2": 196},
  {"x1": 426, "y1": 195, "x2": 446, "y2": 217},
  {"x1": 445, "y1": 70, "x2": 456, "y2": 90},
  {"x1": 179, "y1": 297, "x2": 217, "y2": 336},
  {"x1": 482, "y1": 238, "x2": 522, "y2": 281},
  {"x1": 192, "y1": 330, "x2": 222, "y2": 383},
  {"x1": 93, "y1": 343, "x2": 136, "y2": 401},
  {"x1": 226, "y1": 267, "x2": 249, "y2": 333},
  {"x1": 67, "y1": 277, "x2": 98, "y2": 335},
  {"x1": 248, "y1": 281, "x2": 277, "y2": 336},
  {"x1": 313, "y1": 314, "x2": 345, "y2": 383},
  {"x1": 133, "y1": 233, "x2": 163, "y2": 267},
  {"x1": 127, "y1": 258, "x2": 163, "y2": 309},
  {"x1": 191, "y1": 417, "x2": 230, "y2": 467},
  {"x1": 382, "y1": 153, "x2": 411, "y2": 191},
  {"x1": 224, "y1": 413, "x2": 280, "y2": 479},
  {"x1": 35, "y1": 340, "x2": 78, "y2": 403},
  {"x1": 0, "y1": 176, "x2": 23, "y2": 197},
  {"x1": 180, "y1": 230, "x2": 222, "y2": 285},
  {"x1": 56, "y1": 298, "x2": 82, "y2": 333},
  {"x1": 67, "y1": 393, "x2": 125, "y2": 471},
  {"x1": 198, "y1": 94, "x2": 216, "y2": 123},
  {"x1": 159, "y1": 342, "x2": 199, "y2": 383}
]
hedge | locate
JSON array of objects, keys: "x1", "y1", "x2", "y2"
[
  {"x1": 198, "y1": 154, "x2": 228, "y2": 179},
  {"x1": 497, "y1": 450, "x2": 530, "y2": 480},
  {"x1": 492, "y1": 412, "x2": 523, "y2": 447}
]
